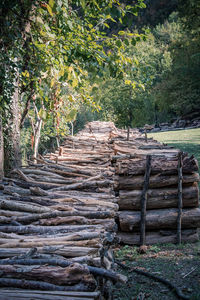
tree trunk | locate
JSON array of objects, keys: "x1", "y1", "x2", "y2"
[
  {"x1": 4, "y1": 76, "x2": 21, "y2": 172},
  {"x1": 0, "y1": 116, "x2": 3, "y2": 180},
  {"x1": 33, "y1": 117, "x2": 43, "y2": 163}
]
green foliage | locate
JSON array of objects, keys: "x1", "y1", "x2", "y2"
[
  {"x1": 0, "y1": 0, "x2": 146, "y2": 162},
  {"x1": 93, "y1": 8, "x2": 200, "y2": 127}
]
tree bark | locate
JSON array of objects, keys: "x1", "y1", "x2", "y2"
[
  {"x1": 0, "y1": 289, "x2": 100, "y2": 300},
  {"x1": 118, "y1": 208, "x2": 200, "y2": 231},
  {"x1": 118, "y1": 229, "x2": 199, "y2": 245},
  {"x1": 0, "y1": 116, "x2": 3, "y2": 180},
  {"x1": 115, "y1": 172, "x2": 199, "y2": 190},
  {"x1": 4, "y1": 76, "x2": 21, "y2": 172},
  {"x1": 0, "y1": 263, "x2": 96, "y2": 287},
  {"x1": 115, "y1": 155, "x2": 198, "y2": 175},
  {"x1": 118, "y1": 183, "x2": 199, "y2": 210}
]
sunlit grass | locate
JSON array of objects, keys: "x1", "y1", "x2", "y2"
[{"x1": 148, "y1": 128, "x2": 200, "y2": 168}]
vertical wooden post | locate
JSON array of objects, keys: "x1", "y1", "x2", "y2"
[
  {"x1": 140, "y1": 155, "x2": 151, "y2": 246},
  {"x1": 0, "y1": 116, "x2": 4, "y2": 180},
  {"x1": 145, "y1": 129, "x2": 147, "y2": 143},
  {"x1": 177, "y1": 151, "x2": 183, "y2": 244},
  {"x1": 127, "y1": 126, "x2": 130, "y2": 141}
]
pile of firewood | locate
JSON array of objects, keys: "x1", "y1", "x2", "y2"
[
  {"x1": 0, "y1": 121, "x2": 199, "y2": 298},
  {"x1": 112, "y1": 135, "x2": 200, "y2": 245},
  {"x1": 0, "y1": 122, "x2": 126, "y2": 299}
]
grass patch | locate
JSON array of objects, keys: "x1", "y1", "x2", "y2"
[
  {"x1": 113, "y1": 242, "x2": 200, "y2": 299},
  {"x1": 148, "y1": 128, "x2": 200, "y2": 167}
]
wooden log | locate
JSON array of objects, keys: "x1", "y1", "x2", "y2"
[
  {"x1": 0, "y1": 224, "x2": 104, "y2": 235},
  {"x1": 21, "y1": 168, "x2": 70, "y2": 178},
  {"x1": 116, "y1": 172, "x2": 199, "y2": 189},
  {"x1": 0, "y1": 290, "x2": 100, "y2": 300},
  {"x1": 14, "y1": 210, "x2": 115, "y2": 225},
  {"x1": 8, "y1": 195, "x2": 57, "y2": 207},
  {"x1": 0, "y1": 238, "x2": 101, "y2": 249},
  {"x1": 0, "y1": 230, "x2": 102, "y2": 242},
  {"x1": 29, "y1": 175, "x2": 83, "y2": 185},
  {"x1": 0, "y1": 209, "x2": 29, "y2": 217},
  {"x1": 56, "y1": 198, "x2": 118, "y2": 211},
  {"x1": 0, "y1": 258, "x2": 127, "y2": 283},
  {"x1": 117, "y1": 229, "x2": 199, "y2": 245},
  {"x1": 43, "y1": 165, "x2": 97, "y2": 177},
  {"x1": 113, "y1": 143, "x2": 178, "y2": 156},
  {"x1": 0, "y1": 199, "x2": 51, "y2": 213},
  {"x1": 50, "y1": 179, "x2": 112, "y2": 192},
  {"x1": 0, "y1": 247, "x2": 99, "y2": 259},
  {"x1": 115, "y1": 155, "x2": 198, "y2": 175},
  {"x1": 0, "y1": 278, "x2": 93, "y2": 292},
  {"x1": 5, "y1": 178, "x2": 60, "y2": 190},
  {"x1": 33, "y1": 217, "x2": 116, "y2": 230},
  {"x1": 118, "y1": 183, "x2": 199, "y2": 210},
  {"x1": 3, "y1": 185, "x2": 31, "y2": 196},
  {"x1": 0, "y1": 117, "x2": 3, "y2": 180},
  {"x1": 0, "y1": 263, "x2": 96, "y2": 287},
  {"x1": 118, "y1": 208, "x2": 200, "y2": 231}
]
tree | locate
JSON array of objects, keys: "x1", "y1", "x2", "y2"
[{"x1": 0, "y1": 0, "x2": 146, "y2": 172}]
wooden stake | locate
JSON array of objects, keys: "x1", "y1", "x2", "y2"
[
  {"x1": 177, "y1": 151, "x2": 183, "y2": 244},
  {"x1": 140, "y1": 155, "x2": 151, "y2": 246},
  {"x1": 144, "y1": 129, "x2": 147, "y2": 143},
  {"x1": 127, "y1": 126, "x2": 130, "y2": 141}
]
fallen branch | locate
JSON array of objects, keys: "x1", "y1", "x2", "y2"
[{"x1": 115, "y1": 260, "x2": 190, "y2": 300}]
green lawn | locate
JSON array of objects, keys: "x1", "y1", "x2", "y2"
[{"x1": 148, "y1": 128, "x2": 200, "y2": 168}]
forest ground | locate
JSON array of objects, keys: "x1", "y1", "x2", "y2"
[
  {"x1": 113, "y1": 241, "x2": 200, "y2": 299},
  {"x1": 113, "y1": 128, "x2": 200, "y2": 299}
]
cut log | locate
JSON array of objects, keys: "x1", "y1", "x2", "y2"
[
  {"x1": 0, "y1": 278, "x2": 93, "y2": 292},
  {"x1": 116, "y1": 172, "x2": 199, "y2": 190},
  {"x1": 5, "y1": 178, "x2": 60, "y2": 190},
  {"x1": 0, "y1": 199, "x2": 51, "y2": 213},
  {"x1": 50, "y1": 179, "x2": 112, "y2": 192},
  {"x1": 117, "y1": 229, "x2": 199, "y2": 245},
  {"x1": 113, "y1": 143, "x2": 179, "y2": 156},
  {"x1": 115, "y1": 155, "x2": 198, "y2": 175},
  {"x1": 118, "y1": 183, "x2": 199, "y2": 210},
  {"x1": 0, "y1": 258, "x2": 127, "y2": 283},
  {"x1": 3, "y1": 185, "x2": 31, "y2": 196},
  {"x1": 0, "y1": 224, "x2": 104, "y2": 235},
  {"x1": 0, "y1": 238, "x2": 101, "y2": 249},
  {"x1": 0, "y1": 263, "x2": 96, "y2": 287},
  {"x1": 14, "y1": 210, "x2": 115, "y2": 225},
  {"x1": 0, "y1": 290, "x2": 100, "y2": 300},
  {"x1": 118, "y1": 208, "x2": 200, "y2": 231}
]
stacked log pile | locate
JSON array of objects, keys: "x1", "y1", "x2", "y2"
[
  {"x1": 112, "y1": 134, "x2": 200, "y2": 245},
  {"x1": 0, "y1": 122, "x2": 125, "y2": 299},
  {"x1": 0, "y1": 121, "x2": 199, "y2": 298}
]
